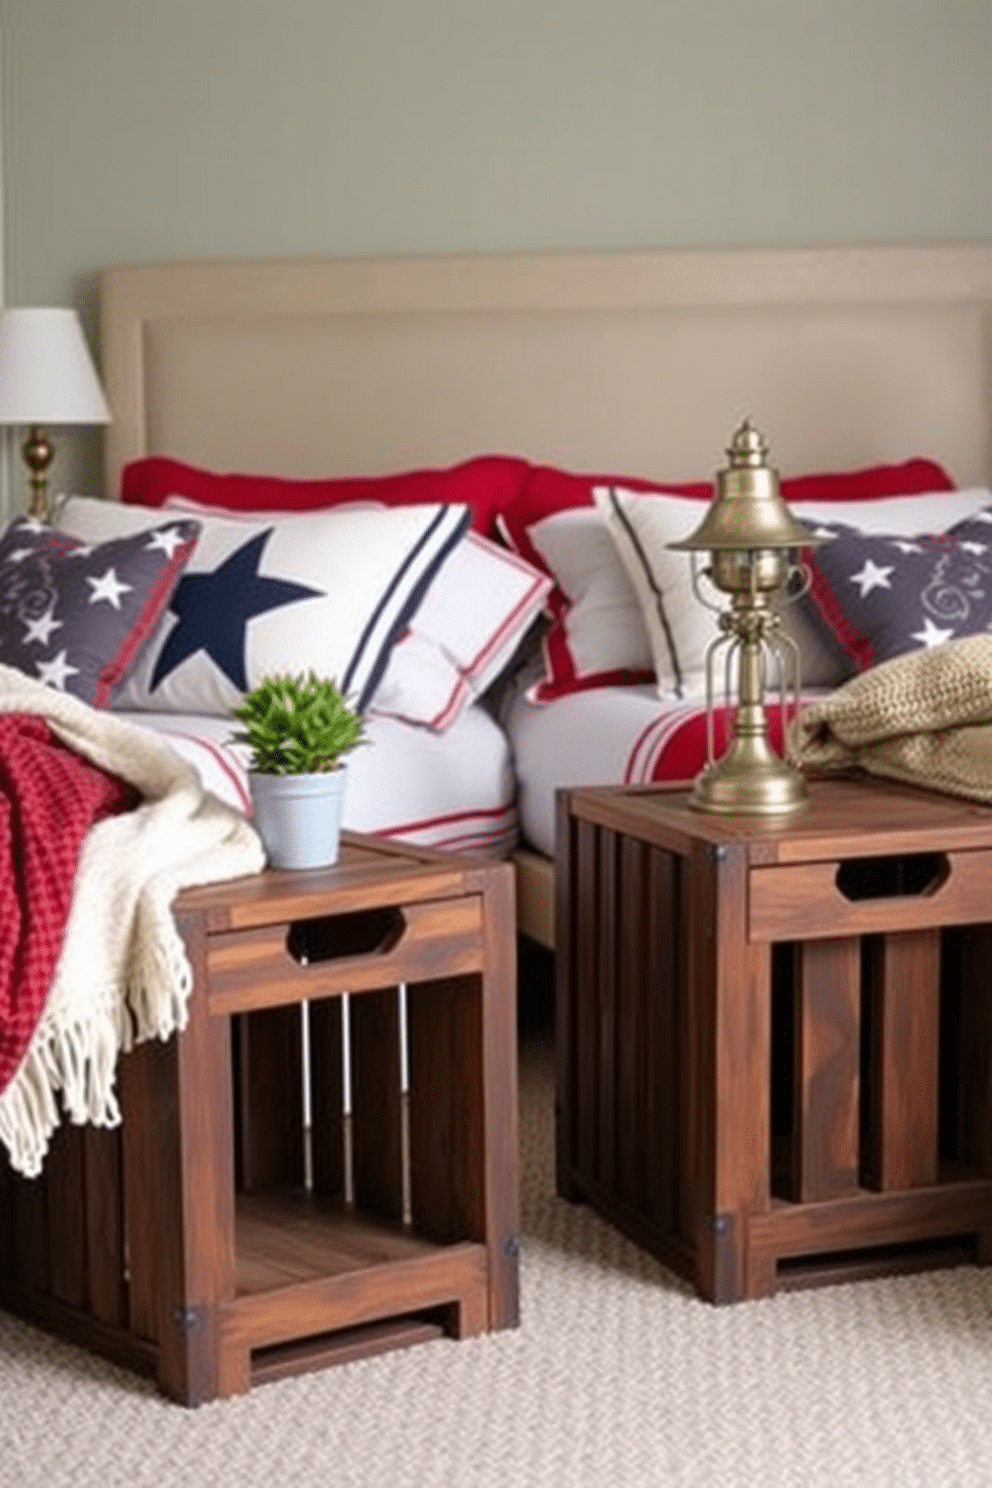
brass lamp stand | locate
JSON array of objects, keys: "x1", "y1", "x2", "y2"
[
  {"x1": 22, "y1": 425, "x2": 56, "y2": 521},
  {"x1": 668, "y1": 420, "x2": 824, "y2": 815}
]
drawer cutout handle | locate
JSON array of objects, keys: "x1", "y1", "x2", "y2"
[
  {"x1": 835, "y1": 852, "x2": 949, "y2": 902},
  {"x1": 286, "y1": 907, "x2": 405, "y2": 964}
]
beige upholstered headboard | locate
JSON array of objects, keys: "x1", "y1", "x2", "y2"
[{"x1": 100, "y1": 244, "x2": 992, "y2": 499}]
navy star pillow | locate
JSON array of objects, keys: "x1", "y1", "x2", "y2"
[
  {"x1": 0, "y1": 513, "x2": 200, "y2": 706},
  {"x1": 53, "y1": 495, "x2": 472, "y2": 717},
  {"x1": 799, "y1": 506, "x2": 992, "y2": 674}
]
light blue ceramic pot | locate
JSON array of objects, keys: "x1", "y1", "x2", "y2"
[{"x1": 248, "y1": 767, "x2": 347, "y2": 870}]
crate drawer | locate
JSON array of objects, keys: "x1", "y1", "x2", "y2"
[
  {"x1": 749, "y1": 848, "x2": 992, "y2": 943},
  {"x1": 206, "y1": 896, "x2": 485, "y2": 1014}
]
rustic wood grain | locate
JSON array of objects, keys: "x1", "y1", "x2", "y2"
[
  {"x1": 864, "y1": 930, "x2": 940, "y2": 1190},
  {"x1": 789, "y1": 936, "x2": 860, "y2": 1202}
]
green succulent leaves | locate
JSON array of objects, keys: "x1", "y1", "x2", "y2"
[{"x1": 231, "y1": 671, "x2": 367, "y2": 775}]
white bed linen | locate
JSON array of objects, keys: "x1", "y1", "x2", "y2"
[
  {"x1": 502, "y1": 683, "x2": 682, "y2": 858},
  {"x1": 118, "y1": 703, "x2": 519, "y2": 857},
  {"x1": 502, "y1": 681, "x2": 827, "y2": 859}
]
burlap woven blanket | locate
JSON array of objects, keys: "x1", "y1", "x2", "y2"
[
  {"x1": 0, "y1": 664, "x2": 264, "y2": 1178},
  {"x1": 791, "y1": 633, "x2": 992, "y2": 802}
]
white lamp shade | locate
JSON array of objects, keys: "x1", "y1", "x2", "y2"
[{"x1": 0, "y1": 307, "x2": 110, "y2": 426}]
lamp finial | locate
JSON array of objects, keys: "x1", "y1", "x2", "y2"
[{"x1": 726, "y1": 417, "x2": 769, "y2": 468}]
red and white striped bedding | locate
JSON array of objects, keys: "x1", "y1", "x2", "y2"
[
  {"x1": 118, "y1": 703, "x2": 519, "y2": 858},
  {"x1": 501, "y1": 683, "x2": 824, "y2": 859}
]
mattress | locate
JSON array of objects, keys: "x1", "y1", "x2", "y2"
[
  {"x1": 118, "y1": 703, "x2": 519, "y2": 857},
  {"x1": 502, "y1": 682, "x2": 824, "y2": 860}
]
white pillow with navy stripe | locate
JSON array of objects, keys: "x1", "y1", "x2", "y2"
[
  {"x1": 159, "y1": 497, "x2": 552, "y2": 734},
  {"x1": 54, "y1": 494, "x2": 471, "y2": 716}
]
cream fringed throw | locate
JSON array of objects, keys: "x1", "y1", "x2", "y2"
[
  {"x1": 791, "y1": 633, "x2": 992, "y2": 801},
  {"x1": 0, "y1": 664, "x2": 265, "y2": 1178}
]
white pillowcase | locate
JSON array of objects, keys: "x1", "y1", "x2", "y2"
[
  {"x1": 159, "y1": 496, "x2": 551, "y2": 732},
  {"x1": 520, "y1": 503, "x2": 655, "y2": 698},
  {"x1": 369, "y1": 529, "x2": 551, "y2": 730},
  {"x1": 595, "y1": 483, "x2": 992, "y2": 697},
  {"x1": 54, "y1": 494, "x2": 470, "y2": 716},
  {"x1": 592, "y1": 487, "x2": 710, "y2": 697}
]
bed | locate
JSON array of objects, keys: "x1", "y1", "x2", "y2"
[{"x1": 86, "y1": 241, "x2": 992, "y2": 948}]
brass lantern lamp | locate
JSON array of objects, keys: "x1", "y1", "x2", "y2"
[{"x1": 668, "y1": 419, "x2": 823, "y2": 815}]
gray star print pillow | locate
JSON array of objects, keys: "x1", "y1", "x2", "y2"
[
  {"x1": 800, "y1": 507, "x2": 992, "y2": 675},
  {"x1": 0, "y1": 513, "x2": 201, "y2": 706}
]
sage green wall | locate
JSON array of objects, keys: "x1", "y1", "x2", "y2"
[{"x1": 2, "y1": 0, "x2": 992, "y2": 495}]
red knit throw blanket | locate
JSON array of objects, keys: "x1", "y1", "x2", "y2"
[{"x1": 0, "y1": 714, "x2": 138, "y2": 1094}]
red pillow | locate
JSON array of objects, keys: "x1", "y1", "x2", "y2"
[
  {"x1": 498, "y1": 456, "x2": 955, "y2": 570},
  {"x1": 120, "y1": 453, "x2": 533, "y2": 537},
  {"x1": 496, "y1": 457, "x2": 958, "y2": 703},
  {"x1": 781, "y1": 456, "x2": 955, "y2": 503}
]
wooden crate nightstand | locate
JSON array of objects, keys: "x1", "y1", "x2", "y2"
[
  {"x1": 556, "y1": 776, "x2": 992, "y2": 1302},
  {"x1": 0, "y1": 833, "x2": 520, "y2": 1404}
]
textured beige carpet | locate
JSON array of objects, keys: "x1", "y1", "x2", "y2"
[{"x1": 5, "y1": 1029, "x2": 992, "y2": 1488}]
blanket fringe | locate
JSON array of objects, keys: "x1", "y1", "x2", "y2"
[
  {"x1": 0, "y1": 1007, "x2": 123, "y2": 1179},
  {"x1": 1, "y1": 929, "x2": 198, "y2": 1179},
  {"x1": 126, "y1": 926, "x2": 193, "y2": 1046}
]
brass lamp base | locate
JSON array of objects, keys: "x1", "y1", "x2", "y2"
[
  {"x1": 22, "y1": 424, "x2": 54, "y2": 522},
  {"x1": 689, "y1": 734, "x2": 808, "y2": 815}
]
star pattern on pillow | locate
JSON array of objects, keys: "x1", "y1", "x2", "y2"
[
  {"x1": 913, "y1": 616, "x2": 955, "y2": 647},
  {"x1": 87, "y1": 568, "x2": 133, "y2": 609},
  {"x1": 24, "y1": 608, "x2": 61, "y2": 646},
  {"x1": 850, "y1": 558, "x2": 894, "y2": 596},
  {"x1": 801, "y1": 508, "x2": 992, "y2": 672},
  {"x1": 56, "y1": 494, "x2": 474, "y2": 717},
  {"x1": 150, "y1": 530, "x2": 323, "y2": 693},
  {"x1": 0, "y1": 513, "x2": 201, "y2": 706},
  {"x1": 36, "y1": 650, "x2": 80, "y2": 690}
]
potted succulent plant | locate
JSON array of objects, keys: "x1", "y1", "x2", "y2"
[{"x1": 231, "y1": 670, "x2": 367, "y2": 869}]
